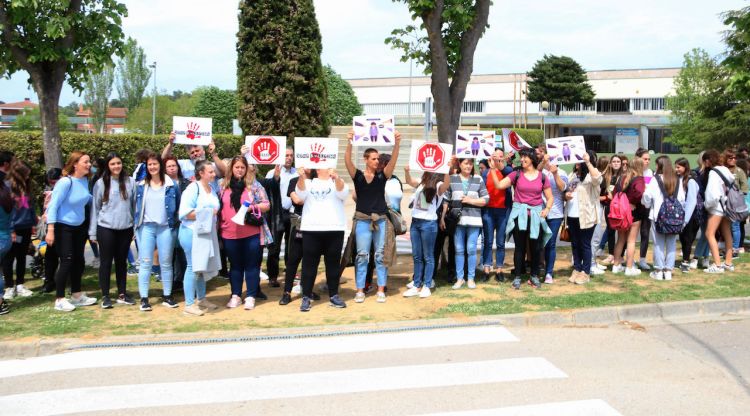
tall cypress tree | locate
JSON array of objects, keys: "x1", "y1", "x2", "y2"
[{"x1": 237, "y1": 0, "x2": 329, "y2": 138}]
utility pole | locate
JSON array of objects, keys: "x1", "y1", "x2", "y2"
[{"x1": 149, "y1": 61, "x2": 157, "y2": 135}]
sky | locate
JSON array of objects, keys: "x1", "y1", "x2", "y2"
[{"x1": 0, "y1": 0, "x2": 746, "y2": 105}]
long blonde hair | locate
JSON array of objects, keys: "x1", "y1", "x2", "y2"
[
  {"x1": 221, "y1": 156, "x2": 254, "y2": 190},
  {"x1": 62, "y1": 151, "x2": 91, "y2": 178}
]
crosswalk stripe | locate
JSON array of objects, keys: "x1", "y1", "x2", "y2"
[
  {"x1": 0, "y1": 326, "x2": 518, "y2": 379},
  {"x1": 0, "y1": 358, "x2": 566, "y2": 415},
  {"x1": 414, "y1": 399, "x2": 622, "y2": 416}
]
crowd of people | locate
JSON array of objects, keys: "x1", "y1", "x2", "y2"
[{"x1": 0, "y1": 133, "x2": 746, "y2": 316}]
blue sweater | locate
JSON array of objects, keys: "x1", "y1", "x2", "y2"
[{"x1": 47, "y1": 177, "x2": 92, "y2": 226}]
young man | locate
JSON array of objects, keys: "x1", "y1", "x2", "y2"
[
  {"x1": 345, "y1": 130, "x2": 401, "y2": 303},
  {"x1": 264, "y1": 147, "x2": 298, "y2": 287}
]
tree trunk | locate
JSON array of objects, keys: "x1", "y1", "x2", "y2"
[{"x1": 30, "y1": 66, "x2": 65, "y2": 169}]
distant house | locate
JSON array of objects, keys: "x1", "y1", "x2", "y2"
[
  {"x1": 0, "y1": 98, "x2": 38, "y2": 129},
  {"x1": 75, "y1": 104, "x2": 127, "y2": 134}
]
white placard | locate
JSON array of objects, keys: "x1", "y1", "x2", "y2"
[
  {"x1": 501, "y1": 128, "x2": 532, "y2": 152},
  {"x1": 244, "y1": 135, "x2": 287, "y2": 165},
  {"x1": 294, "y1": 137, "x2": 339, "y2": 169},
  {"x1": 409, "y1": 140, "x2": 453, "y2": 174},
  {"x1": 353, "y1": 115, "x2": 395, "y2": 146},
  {"x1": 546, "y1": 135, "x2": 587, "y2": 165},
  {"x1": 455, "y1": 130, "x2": 495, "y2": 158},
  {"x1": 173, "y1": 116, "x2": 213, "y2": 146}
]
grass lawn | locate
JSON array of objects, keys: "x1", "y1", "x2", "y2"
[{"x1": 1, "y1": 246, "x2": 748, "y2": 341}]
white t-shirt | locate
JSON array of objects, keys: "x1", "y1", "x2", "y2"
[
  {"x1": 297, "y1": 178, "x2": 350, "y2": 232},
  {"x1": 410, "y1": 182, "x2": 444, "y2": 221},
  {"x1": 385, "y1": 177, "x2": 403, "y2": 213},
  {"x1": 543, "y1": 169, "x2": 569, "y2": 220}
]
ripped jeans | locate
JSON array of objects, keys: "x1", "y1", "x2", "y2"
[{"x1": 355, "y1": 218, "x2": 386, "y2": 289}]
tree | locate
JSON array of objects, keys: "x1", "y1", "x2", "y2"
[
  {"x1": 526, "y1": 55, "x2": 595, "y2": 116},
  {"x1": 125, "y1": 93, "x2": 195, "y2": 134},
  {"x1": 722, "y1": 6, "x2": 750, "y2": 102},
  {"x1": 0, "y1": 0, "x2": 128, "y2": 168},
  {"x1": 324, "y1": 65, "x2": 362, "y2": 126},
  {"x1": 237, "y1": 0, "x2": 329, "y2": 138},
  {"x1": 116, "y1": 38, "x2": 151, "y2": 112},
  {"x1": 191, "y1": 86, "x2": 237, "y2": 134},
  {"x1": 60, "y1": 102, "x2": 80, "y2": 117},
  {"x1": 84, "y1": 65, "x2": 115, "y2": 134},
  {"x1": 12, "y1": 107, "x2": 70, "y2": 131},
  {"x1": 386, "y1": 0, "x2": 491, "y2": 144}
]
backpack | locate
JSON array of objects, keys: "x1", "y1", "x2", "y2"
[
  {"x1": 608, "y1": 176, "x2": 634, "y2": 231},
  {"x1": 654, "y1": 175, "x2": 685, "y2": 234},
  {"x1": 711, "y1": 168, "x2": 749, "y2": 222}
]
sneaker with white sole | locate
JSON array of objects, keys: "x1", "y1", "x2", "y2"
[
  {"x1": 544, "y1": 274, "x2": 554, "y2": 284},
  {"x1": 259, "y1": 271, "x2": 269, "y2": 281},
  {"x1": 452, "y1": 279, "x2": 465, "y2": 290},
  {"x1": 649, "y1": 271, "x2": 663, "y2": 280},
  {"x1": 406, "y1": 281, "x2": 415, "y2": 289},
  {"x1": 663, "y1": 271, "x2": 673, "y2": 281},
  {"x1": 244, "y1": 297, "x2": 256, "y2": 310},
  {"x1": 183, "y1": 304, "x2": 204, "y2": 316},
  {"x1": 403, "y1": 286, "x2": 420, "y2": 297},
  {"x1": 55, "y1": 298, "x2": 75, "y2": 312},
  {"x1": 467, "y1": 280, "x2": 477, "y2": 289},
  {"x1": 291, "y1": 283, "x2": 302, "y2": 295},
  {"x1": 704, "y1": 264, "x2": 724, "y2": 274},
  {"x1": 376, "y1": 292, "x2": 386, "y2": 303},
  {"x1": 680, "y1": 263, "x2": 691, "y2": 273},
  {"x1": 638, "y1": 259, "x2": 651, "y2": 270},
  {"x1": 590, "y1": 267, "x2": 605, "y2": 275},
  {"x1": 70, "y1": 293, "x2": 97, "y2": 307},
  {"x1": 419, "y1": 286, "x2": 432, "y2": 298},
  {"x1": 701, "y1": 258, "x2": 711, "y2": 269},
  {"x1": 14, "y1": 285, "x2": 32, "y2": 297},
  {"x1": 723, "y1": 263, "x2": 735, "y2": 272},
  {"x1": 612, "y1": 264, "x2": 625, "y2": 274},
  {"x1": 624, "y1": 267, "x2": 641, "y2": 276},
  {"x1": 689, "y1": 259, "x2": 698, "y2": 269},
  {"x1": 354, "y1": 292, "x2": 365, "y2": 303},
  {"x1": 595, "y1": 263, "x2": 608, "y2": 271},
  {"x1": 3, "y1": 287, "x2": 15, "y2": 299},
  {"x1": 226, "y1": 295, "x2": 242, "y2": 308}
]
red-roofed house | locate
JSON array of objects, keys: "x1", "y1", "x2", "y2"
[
  {"x1": 0, "y1": 98, "x2": 38, "y2": 129},
  {"x1": 76, "y1": 104, "x2": 127, "y2": 133}
]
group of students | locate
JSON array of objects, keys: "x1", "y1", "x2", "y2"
[{"x1": 0, "y1": 134, "x2": 745, "y2": 316}]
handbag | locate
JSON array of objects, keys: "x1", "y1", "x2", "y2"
[
  {"x1": 387, "y1": 208, "x2": 407, "y2": 235},
  {"x1": 559, "y1": 217, "x2": 570, "y2": 242},
  {"x1": 244, "y1": 204, "x2": 264, "y2": 226}
]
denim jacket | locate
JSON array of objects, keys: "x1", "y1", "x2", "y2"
[
  {"x1": 505, "y1": 202, "x2": 553, "y2": 247},
  {"x1": 134, "y1": 176, "x2": 179, "y2": 229}
]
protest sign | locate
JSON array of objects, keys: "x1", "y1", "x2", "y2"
[
  {"x1": 353, "y1": 115, "x2": 395, "y2": 146},
  {"x1": 409, "y1": 140, "x2": 453, "y2": 174},
  {"x1": 173, "y1": 116, "x2": 212, "y2": 146},
  {"x1": 294, "y1": 137, "x2": 339, "y2": 169},
  {"x1": 455, "y1": 130, "x2": 495, "y2": 158},
  {"x1": 245, "y1": 135, "x2": 286, "y2": 165},
  {"x1": 501, "y1": 128, "x2": 532, "y2": 152},
  {"x1": 546, "y1": 135, "x2": 587, "y2": 165}
]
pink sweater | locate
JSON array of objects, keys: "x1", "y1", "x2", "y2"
[{"x1": 219, "y1": 185, "x2": 269, "y2": 240}]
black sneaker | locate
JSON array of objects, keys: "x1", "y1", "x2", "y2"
[
  {"x1": 256, "y1": 290, "x2": 268, "y2": 301},
  {"x1": 478, "y1": 271, "x2": 490, "y2": 283},
  {"x1": 300, "y1": 296, "x2": 312, "y2": 312},
  {"x1": 732, "y1": 251, "x2": 740, "y2": 259},
  {"x1": 117, "y1": 293, "x2": 135, "y2": 305},
  {"x1": 279, "y1": 292, "x2": 292, "y2": 305},
  {"x1": 329, "y1": 294, "x2": 346, "y2": 308},
  {"x1": 680, "y1": 262, "x2": 691, "y2": 274},
  {"x1": 101, "y1": 296, "x2": 113, "y2": 309},
  {"x1": 311, "y1": 292, "x2": 321, "y2": 301},
  {"x1": 0, "y1": 301, "x2": 9, "y2": 315},
  {"x1": 268, "y1": 278, "x2": 280, "y2": 288},
  {"x1": 512, "y1": 278, "x2": 522, "y2": 290},
  {"x1": 140, "y1": 297, "x2": 152, "y2": 312},
  {"x1": 495, "y1": 272, "x2": 506, "y2": 283},
  {"x1": 162, "y1": 295, "x2": 178, "y2": 308}
]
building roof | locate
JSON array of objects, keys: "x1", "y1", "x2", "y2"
[
  {"x1": 0, "y1": 99, "x2": 38, "y2": 110},
  {"x1": 76, "y1": 106, "x2": 127, "y2": 118}
]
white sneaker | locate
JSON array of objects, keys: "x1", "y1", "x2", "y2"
[
  {"x1": 403, "y1": 286, "x2": 420, "y2": 297},
  {"x1": 638, "y1": 259, "x2": 651, "y2": 270},
  {"x1": 89, "y1": 257, "x2": 100, "y2": 268},
  {"x1": 452, "y1": 279, "x2": 465, "y2": 290},
  {"x1": 467, "y1": 280, "x2": 477, "y2": 289},
  {"x1": 429, "y1": 280, "x2": 436, "y2": 289},
  {"x1": 723, "y1": 263, "x2": 735, "y2": 272},
  {"x1": 419, "y1": 286, "x2": 432, "y2": 298},
  {"x1": 354, "y1": 292, "x2": 365, "y2": 303},
  {"x1": 70, "y1": 293, "x2": 97, "y2": 306},
  {"x1": 624, "y1": 267, "x2": 642, "y2": 276},
  {"x1": 704, "y1": 264, "x2": 724, "y2": 274},
  {"x1": 611, "y1": 264, "x2": 625, "y2": 274},
  {"x1": 689, "y1": 259, "x2": 698, "y2": 269},
  {"x1": 376, "y1": 292, "x2": 386, "y2": 303},
  {"x1": 595, "y1": 263, "x2": 608, "y2": 271},
  {"x1": 259, "y1": 271, "x2": 269, "y2": 281},
  {"x1": 291, "y1": 284, "x2": 302, "y2": 295},
  {"x1": 3, "y1": 287, "x2": 15, "y2": 300},
  {"x1": 406, "y1": 281, "x2": 415, "y2": 289},
  {"x1": 701, "y1": 258, "x2": 711, "y2": 269},
  {"x1": 55, "y1": 298, "x2": 75, "y2": 312},
  {"x1": 663, "y1": 271, "x2": 672, "y2": 281},
  {"x1": 649, "y1": 271, "x2": 663, "y2": 280},
  {"x1": 590, "y1": 267, "x2": 605, "y2": 275},
  {"x1": 244, "y1": 297, "x2": 255, "y2": 310},
  {"x1": 15, "y1": 285, "x2": 32, "y2": 297}
]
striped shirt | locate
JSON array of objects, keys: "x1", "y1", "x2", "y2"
[{"x1": 446, "y1": 174, "x2": 489, "y2": 227}]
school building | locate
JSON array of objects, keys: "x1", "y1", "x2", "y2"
[{"x1": 347, "y1": 67, "x2": 679, "y2": 154}]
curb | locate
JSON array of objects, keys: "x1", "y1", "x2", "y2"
[{"x1": 1, "y1": 297, "x2": 748, "y2": 360}]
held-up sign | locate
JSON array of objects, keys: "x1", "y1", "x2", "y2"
[
  {"x1": 245, "y1": 136, "x2": 286, "y2": 165},
  {"x1": 500, "y1": 128, "x2": 532, "y2": 153},
  {"x1": 353, "y1": 115, "x2": 395, "y2": 146},
  {"x1": 409, "y1": 140, "x2": 453, "y2": 174},
  {"x1": 455, "y1": 130, "x2": 495, "y2": 158},
  {"x1": 294, "y1": 137, "x2": 339, "y2": 169},
  {"x1": 173, "y1": 116, "x2": 212, "y2": 146},
  {"x1": 545, "y1": 135, "x2": 586, "y2": 165}
]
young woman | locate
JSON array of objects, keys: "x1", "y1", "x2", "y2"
[
  {"x1": 612, "y1": 157, "x2": 647, "y2": 276},
  {"x1": 295, "y1": 168, "x2": 350, "y2": 311},
  {"x1": 642, "y1": 156, "x2": 680, "y2": 280},
  {"x1": 587, "y1": 155, "x2": 609, "y2": 277},
  {"x1": 89, "y1": 153, "x2": 136, "y2": 309},
  {"x1": 45, "y1": 151, "x2": 96, "y2": 312},
  {"x1": 636, "y1": 148, "x2": 654, "y2": 271},
  {"x1": 219, "y1": 157, "x2": 270, "y2": 310},
  {"x1": 164, "y1": 155, "x2": 190, "y2": 290},
  {"x1": 0, "y1": 183, "x2": 14, "y2": 315},
  {"x1": 538, "y1": 155, "x2": 568, "y2": 284},
  {"x1": 178, "y1": 160, "x2": 221, "y2": 316},
  {"x1": 40, "y1": 168, "x2": 62, "y2": 294},
  {"x1": 703, "y1": 149, "x2": 735, "y2": 273},
  {"x1": 134, "y1": 153, "x2": 180, "y2": 311},
  {"x1": 441, "y1": 158, "x2": 489, "y2": 289},
  {"x1": 675, "y1": 158, "x2": 700, "y2": 273},
  {"x1": 279, "y1": 169, "x2": 309, "y2": 305},
  {"x1": 736, "y1": 158, "x2": 750, "y2": 254},
  {"x1": 491, "y1": 148, "x2": 553, "y2": 289},
  {"x1": 599, "y1": 154, "x2": 628, "y2": 265},
  {"x1": 403, "y1": 167, "x2": 450, "y2": 297},
  {"x1": 564, "y1": 151, "x2": 603, "y2": 284},
  {"x1": 726, "y1": 150, "x2": 748, "y2": 257},
  {"x1": 2, "y1": 161, "x2": 36, "y2": 298}
]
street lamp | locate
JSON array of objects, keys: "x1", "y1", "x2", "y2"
[
  {"x1": 149, "y1": 61, "x2": 157, "y2": 135},
  {"x1": 540, "y1": 100, "x2": 549, "y2": 139}
]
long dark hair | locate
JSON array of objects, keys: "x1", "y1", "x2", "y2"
[
  {"x1": 675, "y1": 157, "x2": 691, "y2": 192},
  {"x1": 7, "y1": 160, "x2": 32, "y2": 198},
  {"x1": 102, "y1": 152, "x2": 129, "y2": 204},
  {"x1": 655, "y1": 155, "x2": 677, "y2": 195},
  {"x1": 420, "y1": 172, "x2": 441, "y2": 203},
  {"x1": 144, "y1": 153, "x2": 166, "y2": 186}
]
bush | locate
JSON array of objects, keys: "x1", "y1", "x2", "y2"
[{"x1": 494, "y1": 128, "x2": 545, "y2": 148}]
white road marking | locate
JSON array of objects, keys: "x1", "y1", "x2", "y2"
[
  {"x1": 0, "y1": 326, "x2": 518, "y2": 378},
  {"x1": 415, "y1": 399, "x2": 623, "y2": 416},
  {"x1": 0, "y1": 358, "x2": 566, "y2": 415}
]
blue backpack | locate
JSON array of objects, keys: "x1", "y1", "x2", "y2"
[{"x1": 654, "y1": 175, "x2": 685, "y2": 235}]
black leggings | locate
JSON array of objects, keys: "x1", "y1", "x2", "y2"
[
  {"x1": 301, "y1": 231, "x2": 344, "y2": 298},
  {"x1": 2, "y1": 228, "x2": 31, "y2": 287},
  {"x1": 680, "y1": 215, "x2": 700, "y2": 261},
  {"x1": 512, "y1": 216, "x2": 542, "y2": 278},
  {"x1": 97, "y1": 226, "x2": 133, "y2": 297},
  {"x1": 640, "y1": 218, "x2": 651, "y2": 258},
  {"x1": 53, "y1": 223, "x2": 87, "y2": 298},
  {"x1": 284, "y1": 235, "x2": 303, "y2": 294},
  {"x1": 603, "y1": 205, "x2": 616, "y2": 255}
]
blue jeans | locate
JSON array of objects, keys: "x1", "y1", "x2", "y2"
[
  {"x1": 695, "y1": 222, "x2": 710, "y2": 258},
  {"x1": 455, "y1": 225, "x2": 481, "y2": 281},
  {"x1": 0, "y1": 235, "x2": 11, "y2": 299},
  {"x1": 136, "y1": 223, "x2": 175, "y2": 298},
  {"x1": 732, "y1": 221, "x2": 741, "y2": 250},
  {"x1": 568, "y1": 217, "x2": 595, "y2": 274},
  {"x1": 355, "y1": 218, "x2": 386, "y2": 289},
  {"x1": 481, "y1": 207, "x2": 509, "y2": 268},
  {"x1": 178, "y1": 225, "x2": 206, "y2": 306},
  {"x1": 544, "y1": 217, "x2": 564, "y2": 276},
  {"x1": 224, "y1": 234, "x2": 262, "y2": 298},
  {"x1": 411, "y1": 218, "x2": 438, "y2": 288}
]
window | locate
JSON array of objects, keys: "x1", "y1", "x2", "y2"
[
  {"x1": 632, "y1": 98, "x2": 666, "y2": 111},
  {"x1": 596, "y1": 99, "x2": 630, "y2": 113}
]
